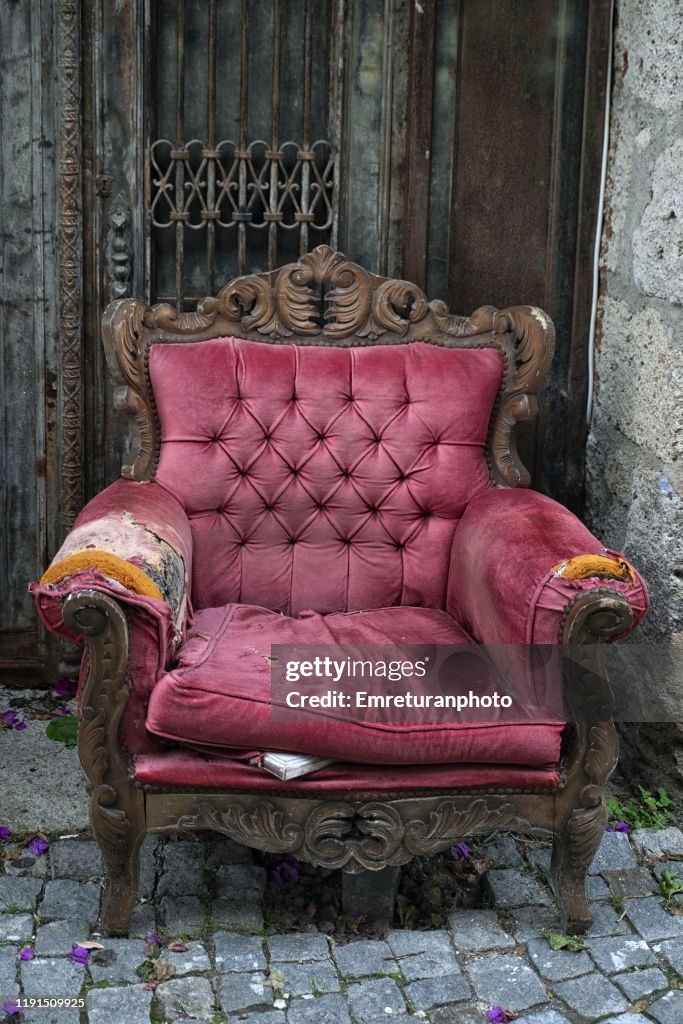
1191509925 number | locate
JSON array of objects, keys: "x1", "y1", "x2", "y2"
[{"x1": 16, "y1": 998, "x2": 86, "y2": 1009}]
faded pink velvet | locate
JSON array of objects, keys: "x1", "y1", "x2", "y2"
[
  {"x1": 149, "y1": 337, "x2": 503, "y2": 614},
  {"x1": 134, "y1": 749, "x2": 563, "y2": 793},
  {"x1": 146, "y1": 603, "x2": 565, "y2": 767},
  {"x1": 448, "y1": 488, "x2": 649, "y2": 645}
]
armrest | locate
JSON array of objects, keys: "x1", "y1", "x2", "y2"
[
  {"x1": 30, "y1": 479, "x2": 193, "y2": 755},
  {"x1": 32, "y1": 478, "x2": 192, "y2": 636},
  {"x1": 447, "y1": 488, "x2": 648, "y2": 644}
]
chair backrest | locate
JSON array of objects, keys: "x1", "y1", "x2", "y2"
[{"x1": 103, "y1": 246, "x2": 554, "y2": 615}]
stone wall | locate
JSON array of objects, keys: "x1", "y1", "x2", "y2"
[{"x1": 586, "y1": 0, "x2": 683, "y2": 794}]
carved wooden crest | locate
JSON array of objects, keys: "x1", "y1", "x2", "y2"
[{"x1": 102, "y1": 245, "x2": 554, "y2": 487}]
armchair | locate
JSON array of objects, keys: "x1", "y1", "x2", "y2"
[{"x1": 32, "y1": 246, "x2": 648, "y2": 936}]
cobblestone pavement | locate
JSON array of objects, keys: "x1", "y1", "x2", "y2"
[{"x1": 1, "y1": 826, "x2": 682, "y2": 1023}]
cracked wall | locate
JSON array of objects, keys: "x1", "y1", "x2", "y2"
[{"x1": 586, "y1": 0, "x2": 683, "y2": 792}]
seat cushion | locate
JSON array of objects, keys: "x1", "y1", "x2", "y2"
[
  {"x1": 147, "y1": 603, "x2": 565, "y2": 768},
  {"x1": 134, "y1": 749, "x2": 564, "y2": 794}
]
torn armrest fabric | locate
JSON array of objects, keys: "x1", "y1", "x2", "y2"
[
  {"x1": 447, "y1": 487, "x2": 649, "y2": 645},
  {"x1": 35, "y1": 477, "x2": 192, "y2": 624},
  {"x1": 30, "y1": 478, "x2": 194, "y2": 756}
]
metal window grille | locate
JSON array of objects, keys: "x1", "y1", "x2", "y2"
[{"x1": 147, "y1": 0, "x2": 338, "y2": 309}]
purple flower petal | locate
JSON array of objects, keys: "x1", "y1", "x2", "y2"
[
  {"x1": 28, "y1": 838, "x2": 49, "y2": 857},
  {"x1": 0, "y1": 710, "x2": 19, "y2": 727},
  {"x1": 57, "y1": 705, "x2": 71, "y2": 715},
  {"x1": 2, "y1": 1001, "x2": 20, "y2": 1017},
  {"x1": 14, "y1": 722, "x2": 27, "y2": 732},
  {"x1": 146, "y1": 932, "x2": 162, "y2": 946},
  {"x1": 486, "y1": 1007, "x2": 516, "y2": 1024},
  {"x1": 450, "y1": 840, "x2": 471, "y2": 862},
  {"x1": 282, "y1": 862, "x2": 300, "y2": 883},
  {"x1": 270, "y1": 869, "x2": 283, "y2": 887},
  {"x1": 0, "y1": 826, "x2": 10, "y2": 842},
  {"x1": 70, "y1": 944, "x2": 89, "y2": 965},
  {"x1": 53, "y1": 677, "x2": 77, "y2": 697},
  {"x1": 18, "y1": 947, "x2": 33, "y2": 961}
]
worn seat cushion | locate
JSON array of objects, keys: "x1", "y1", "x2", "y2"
[{"x1": 146, "y1": 603, "x2": 565, "y2": 768}]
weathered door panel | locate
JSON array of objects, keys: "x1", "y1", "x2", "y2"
[{"x1": 0, "y1": 0, "x2": 59, "y2": 676}]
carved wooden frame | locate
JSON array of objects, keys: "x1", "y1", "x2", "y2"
[
  {"x1": 102, "y1": 244, "x2": 554, "y2": 488},
  {"x1": 72, "y1": 246, "x2": 626, "y2": 936}
]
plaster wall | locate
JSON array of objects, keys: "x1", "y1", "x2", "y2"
[{"x1": 586, "y1": 0, "x2": 683, "y2": 789}]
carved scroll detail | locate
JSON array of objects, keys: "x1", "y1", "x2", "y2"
[
  {"x1": 173, "y1": 796, "x2": 540, "y2": 873},
  {"x1": 489, "y1": 306, "x2": 555, "y2": 487},
  {"x1": 102, "y1": 245, "x2": 554, "y2": 485},
  {"x1": 177, "y1": 803, "x2": 303, "y2": 854}
]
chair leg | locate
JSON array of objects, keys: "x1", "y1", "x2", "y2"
[
  {"x1": 551, "y1": 797, "x2": 608, "y2": 936},
  {"x1": 97, "y1": 815, "x2": 146, "y2": 936},
  {"x1": 342, "y1": 866, "x2": 400, "y2": 925}
]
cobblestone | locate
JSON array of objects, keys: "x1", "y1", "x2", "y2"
[
  {"x1": 157, "y1": 840, "x2": 205, "y2": 898},
  {"x1": 347, "y1": 976, "x2": 406, "y2": 1022},
  {"x1": 0, "y1": 913, "x2": 34, "y2": 942},
  {"x1": 0, "y1": 945, "x2": 19, "y2": 999},
  {"x1": 625, "y1": 896, "x2": 683, "y2": 941},
  {"x1": 267, "y1": 932, "x2": 330, "y2": 962},
  {"x1": 49, "y1": 840, "x2": 102, "y2": 881},
  {"x1": 487, "y1": 868, "x2": 552, "y2": 908},
  {"x1": 276, "y1": 958, "x2": 340, "y2": 995},
  {"x1": 448, "y1": 908, "x2": 515, "y2": 951},
  {"x1": 154, "y1": 975, "x2": 215, "y2": 1020},
  {"x1": 588, "y1": 935, "x2": 654, "y2": 974},
  {"x1": 467, "y1": 953, "x2": 549, "y2": 1012},
  {"x1": 157, "y1": 939, "x2": 211, "y2": 976},
  {"x1": 603, "y1": 865, "x2": 657, "y2": 897},
  {"x1": 3, "y1": 816, "x2": 683, "y2": 1023},
  {"x1": 86, "y1": 983, "x2": 153, "y2": 1024},
  {"x1": 216, "y1": 970, "x2": 273, "y2": 1014},
  {"x1": 332, "y1": 938, "x2": 395, "y2": 977},
  {"x1": 386, "y1": 929, "x2": 459, "y2": 980},
  {"x1": 404, "y1": 972, "x2": 471, "y2": 1009},
  {"x1": 647, "y1": 989, "x2": 683, "y2": 1024},
  {"x1": 4, "y1": 847, "x2": 50, "y2": 878},
  {"x1": 31, "y1": 926, "x2": 82, "y2": 969},
  {"x1": 38, "y1": 880, "x2": 100, "y2": 925},
  {"x1": 589, "y1": 832, "x2": 637, "y2": 874},
  {"x1": 526, "y1": 936, "x2": 593, "y2": 981},
  {"x1": 215, "y1": 931, "x2": 267, "y2": 972},
  {"x1": 160, "y1": 894, "x2": 206, "y2": 936},
  {"x1": 614, "y1": 965, "x2": 668, "y2": 1000},
  {"x1": 631, "y1": 827, "x2": 683, "y2": 859},
  {"x1": 553, "y1": 973, "x2": 628, "y2": 1019},
  {"x1": 653, "y1": 936, "x2": 683, "y2": 977},
  {"x1": 20, "y1": 956, "x2": 85, "y2": 996},
  {"x1": 87, "y1": 937, "x2": 147, "y2": 984},
  {"x1": 287, "y1": 994, "x2": 351, "y2": 1024},
  {"x1": 0, "y1": 877, "x2": 43, "y2": 912}
]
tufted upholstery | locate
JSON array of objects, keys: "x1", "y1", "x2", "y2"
[{"x1": 150, "y1": 337, "x2": 503, "y2": 615}]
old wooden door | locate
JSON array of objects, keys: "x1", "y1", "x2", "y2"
[{"x1": 0, "y1": 0, "x2": 611, "y2": 680}]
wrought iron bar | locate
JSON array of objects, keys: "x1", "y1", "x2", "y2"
[
  {"x1": 299, "y1": 0, "x2": 313, "y2": 256},
  {"x1": 237, "y1": 0, "x2": 249, "y2": 274},
  {"x1": 268, "y1": 0, "x2": 281, "y2": 270},
  {"x1": 206, "y1": 0, "x2": 217, "y2": 293},
  {"x1": 174, "y1": 0, "x2": 185, "y2": 310}
]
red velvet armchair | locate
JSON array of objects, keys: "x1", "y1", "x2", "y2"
[{"x1": 32, "y1": 247, "x2": 648, "y2": 935}]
